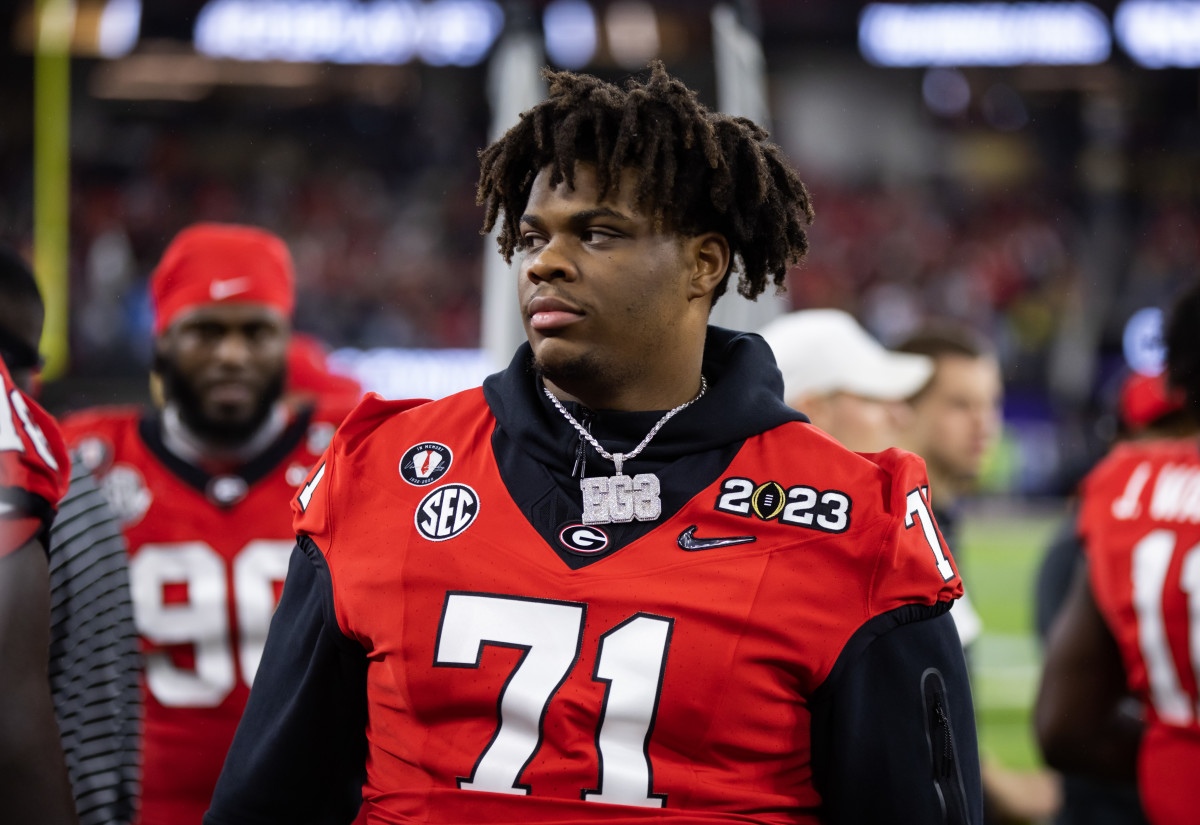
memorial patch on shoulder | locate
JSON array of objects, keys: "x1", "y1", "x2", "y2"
[{"x1": 400, "y1": 442, "x2": 452, "y2": 486}]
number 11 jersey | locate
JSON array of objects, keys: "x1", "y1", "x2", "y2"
[{"x1": 1079, "y1": 438, "x2": 1200, "y2": 825}]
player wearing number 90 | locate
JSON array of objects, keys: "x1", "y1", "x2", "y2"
[
  {"x1": 1037, "y1": 281, "x2": 1200, "y2": 825},
  {"x1": 0, "y1": 247, "x2": 78, "y2": 825},
  {"x1": 60, "y1": 224, "x2": 353, "y2": 825},
  {"x1": 205, "y1": 63, "x2": 981, "y2": 825}
]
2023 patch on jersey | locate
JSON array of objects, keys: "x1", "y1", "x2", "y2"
[
  {"x1": 294, "y1": 391, "x2": 963, "y2": 823},
  {"x1": 61, "y1": 406, "x2": 335, "y2": 825},
  {"x1": 0, "y1": 356, "x2": 69, "y2": 553},
  {"x1": 1080, "y1": 438, "x2": 1200, "y2": 825}
]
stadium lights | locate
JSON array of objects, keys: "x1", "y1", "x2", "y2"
[
  {"x1": 98, "y1": 0, "x2": 141, "y2": 58},
  {"x1": 1123, "y1": 307, "x2": 1166, "y2": 376},
  {"x1": 193, "y1": 0, "x2": 504, "y2": 67},
  {"x1": 859, "y1": 2, "x2": 1112, "y2": 66},
  {"x1": 1115, "y1": 0, "x2": 1200, "y2": 67},
  {"x1": 544, "y1": 0, "x2": 597, "y2": 70}
]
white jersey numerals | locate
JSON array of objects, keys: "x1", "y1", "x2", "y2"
[
  {"x1": 0, "y1": 386, "x2": 58, "y2": 470},
  {"x1": 436, "y1": 592, "x2": 671, "y2": 807},
  {"x1": 905, "y1": 487, "x2": 955, "y2": 581},
  {"x1": 1131, "y1": 529, "x2": 1200, "y2": 724},
  {"x1": 129, "y1": 540, "x2": 292, "y2": 707}
]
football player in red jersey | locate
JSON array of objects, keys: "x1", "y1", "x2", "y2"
[
  {"x1": 1037, "y1": 282, "x2": 1200, "y2": 825},
  {"x1": 0, "y1": 247, "x2": 78, "y2": 825},
  {"x1": 206, "y1": 63, "x2": 982, "y2": 825},
  {"x1": 61, "y1": 223, "x2": 353, "y2": 825}
]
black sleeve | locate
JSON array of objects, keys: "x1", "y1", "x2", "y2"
[
  {"x1": 204, "y1": 537, "x2": 368, "y2": 825},
  {"x1": 810, "y1": 604, "x2": 983, "y2": 825}
]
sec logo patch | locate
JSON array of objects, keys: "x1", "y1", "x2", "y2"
[
  {"x1": 400, "y1": 442, "x2": 452, "y2": 486},
  {"x1": 415, "y1": 483, "x2": 478, "y2": 541}
]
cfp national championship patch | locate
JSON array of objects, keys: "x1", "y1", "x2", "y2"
[
  {"x1": 715, "y1": 476, "x2": 852, "y2": 534},
  {"x1": 399, "y1": 442, "x2": 452, "y2": 486}
]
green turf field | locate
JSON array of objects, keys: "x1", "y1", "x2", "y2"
[{"x1": 958, "y1": 500, "x2": 1067, "y2": 770}]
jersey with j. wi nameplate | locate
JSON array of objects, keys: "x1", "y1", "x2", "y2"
[
  {"x1": 1078, "y1": 437, "x2": 1200, "y2": 825},
  {"x1": 291, "y1": 389, "x2": 963, "y2": 823}
]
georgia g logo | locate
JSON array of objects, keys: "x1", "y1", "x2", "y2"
[
  {"x1": 415, "y1": 483, "x2": 479, "y2": 541},
  {"x1": 558, "y1": 524, "x2": 610, "y2": 556}
]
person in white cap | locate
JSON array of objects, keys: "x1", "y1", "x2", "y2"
[{"x1": 757, "y1": 308, "x2": 934, "y2": 453}]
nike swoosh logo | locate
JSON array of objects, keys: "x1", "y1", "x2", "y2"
[
  {"x1": 210, "y1": 277, "x2": 252, "y2": 300},
  {"x1": 677, "y1": 525, "x2": 756, "y2": 551}
]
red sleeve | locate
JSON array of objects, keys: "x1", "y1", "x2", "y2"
[
  {"x1": 0, "y1": 358, "x2": 69, "y2": 556},
  {"x1": 293, "y1": 393, "x2": 431, "y2": 549},
  {"x1": 867, "y1": 448, "x2": 965, "y2": 616}
]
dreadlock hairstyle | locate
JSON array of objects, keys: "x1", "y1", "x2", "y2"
[
  {"x1": 477, "y1": 61, "x2": 814, "y2": 304},
  {"x1": 1165, "y1": 280, "x2": 1200, "y2": 421},
  {"x1": 0, "y1": 245, "x2": 44, "y2": 371}
]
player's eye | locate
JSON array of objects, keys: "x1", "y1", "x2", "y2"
[
  {"x1": 192, "y1": 322, "x2": 225, "y2": 341},
  {"x1": 581, "y1": 228, "x2": 617, "y2": 243},
  {"x1": 520, "y1": 231, "x2": 546, "y2": 249}
]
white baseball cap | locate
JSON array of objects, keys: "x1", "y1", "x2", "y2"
[{"x1": 758, "y1": 309, "x2": 934, "y2": 403}]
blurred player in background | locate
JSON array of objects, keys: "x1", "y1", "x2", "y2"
[
  {"x1": 206, "y1": 62, "x2": 980, "y2": 825},
  {"x1": 896, "y1": 326, "x2": 1004, "y2": 550},
  {"x1": 757, "y1": 308, "x2": 932, "y2": 453},
  {"x1": 1037, "y1": 281, "x2": 1200, "y2": 825},
  {"x1": 0, "y1": 246, "x2": 79, "y2": 825},
  {"x1": 3, "y1": 247, "x2": 142, "y2": 825},
  {"x1": 62, "y1": 223, "x2": 351, "y2": 825},
  {"x1": 1031, "y1": 370, "x2": 1185, "y2": 825},
  {"x1": 896, "y1": 326, "x2": 1004, "y2": 648},
  {"x1": 897, "y1": 326, "x2": 1061, "y2": 825}
]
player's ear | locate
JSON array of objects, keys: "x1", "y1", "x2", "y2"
[{"x1": 687, "y1": 232, "x2": 730, "y2": 301}]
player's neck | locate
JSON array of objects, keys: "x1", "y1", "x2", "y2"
[{"x1": 161, "y1": 402, "x2": 288, "y2": 469}]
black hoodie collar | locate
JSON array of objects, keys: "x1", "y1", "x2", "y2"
[
  {"x1": 484, "y1": 326, "x2": 805, "y2": 472},
  {"x1": 482, "y1": 326, "x2": 806, "y2": 568}
]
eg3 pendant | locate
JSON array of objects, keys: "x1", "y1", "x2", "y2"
[
  {"x1": 580, "y1": 472, "x2": 662, "y2": 525},
  {"x1": 543, "y1": 376, "x2": 705, "y2": 528}
]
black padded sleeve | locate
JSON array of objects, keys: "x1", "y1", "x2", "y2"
[
  {"x1": 203, "y1": 538, "x2": 368, "y2": 825},
  {"x1": 810, "y1": 604, "x2": 983, "y2": 825}
]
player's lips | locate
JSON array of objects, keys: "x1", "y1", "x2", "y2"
[
  {"x1": 205, "y1": 380, "x2": 256, "y2": 405},
  {"x1": 528, "y1": 295, "x2": 584, "y2": 332}
]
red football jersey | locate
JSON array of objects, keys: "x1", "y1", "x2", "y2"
[
  {"x1": 1079, "y1": 438, "x2": 1200, "y2": 825},
  {"x1": 294, "y1": 391, "x2": 963, "y2": 824},
  {"x1": 0, "y1": 355, "x2": 69, "y2": 555},
  {"x1": 61, "y1": 405, "x2": 341, "y2": 825}
]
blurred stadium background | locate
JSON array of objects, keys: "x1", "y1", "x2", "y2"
[{"x1": 6, "y1": 0, "x2": 1200, "y2": 774}]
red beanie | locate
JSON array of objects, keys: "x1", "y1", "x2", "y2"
[
  {"x1": 1120, "y1": 371, "x2": 1186, "y2": 433},
  {"x1": 151, "y1": 223, "x2": 295, "y2": 334}
]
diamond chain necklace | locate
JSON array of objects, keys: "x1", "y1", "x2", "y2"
[
  {"x1": 542, "y1": 376, "x2": 708, "y2": 475},
  {"x1": 542, "y1": 376, "x2": 708, "y2": 525}
]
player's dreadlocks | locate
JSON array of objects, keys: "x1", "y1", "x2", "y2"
[
  {"x1": 477, "y1": 61, "x2": 814, "y2": 304},
  {"x1": 1166, "y1": 280, "x2": 1200, "y2": 420}
]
